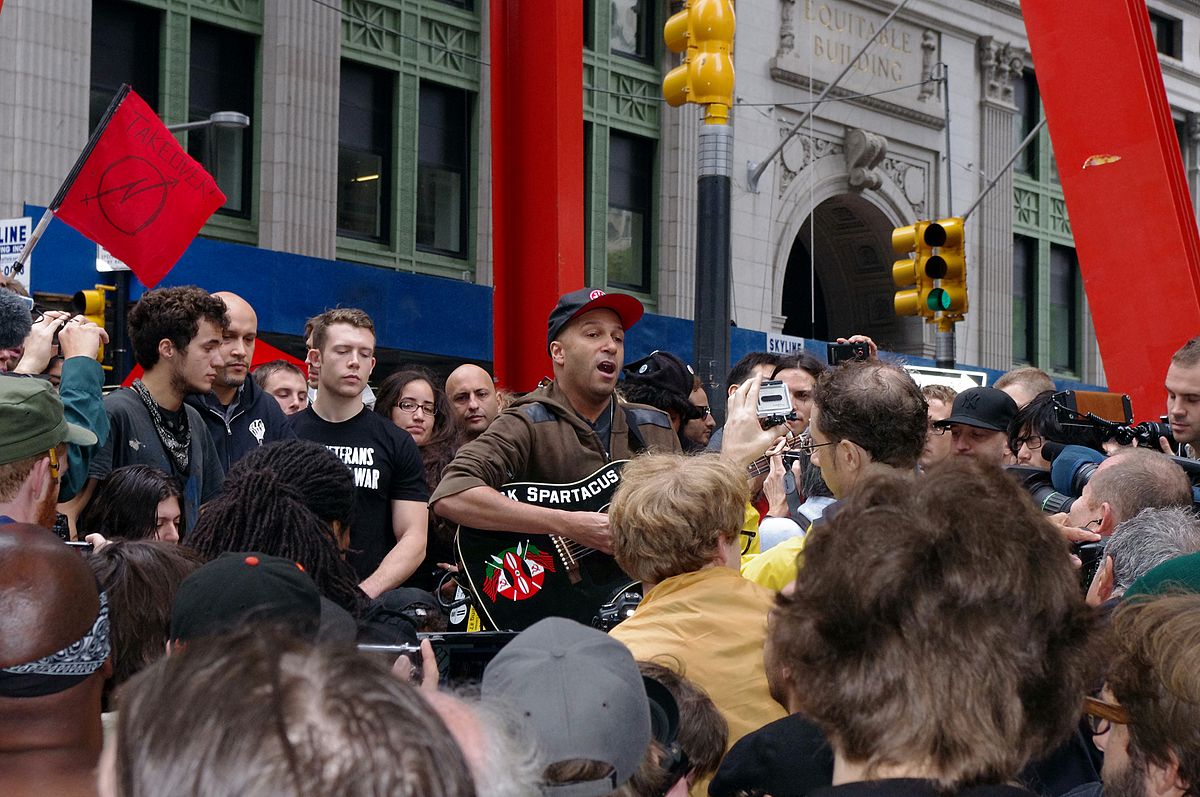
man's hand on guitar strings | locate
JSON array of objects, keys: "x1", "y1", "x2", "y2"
[{"x1": 560, "y1": 510, "x2": 613, "y2": 554}]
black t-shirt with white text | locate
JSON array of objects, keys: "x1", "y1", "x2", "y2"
[{"x1": 288, "y1": 406, "x2": 428, "y2": 582}]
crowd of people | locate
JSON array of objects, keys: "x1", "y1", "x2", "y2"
[{"x1": 2, "y1": 278, "x2": 1200, "y2": 797}]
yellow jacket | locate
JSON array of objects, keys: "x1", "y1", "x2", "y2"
[{"x1": 609, "y1": 567, "x2": 788, "y2": 753}]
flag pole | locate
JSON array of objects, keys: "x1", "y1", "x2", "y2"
[{"x1": 9, "y1": 84, "x2": 132, "y2": 278}]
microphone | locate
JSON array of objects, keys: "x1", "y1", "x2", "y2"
[{"x1": 1050, "y1": 445, "x2": 1105, "y2": 496}]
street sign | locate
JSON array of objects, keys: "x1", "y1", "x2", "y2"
[
  {"x1": 766, "y1": 332, "x2": 809, "y2": 356},
  {"x1": 0, "y1": 217, "x2": 32, "y2": 290},
  {"x1": 904, "y1": 364, "x2": 987, "y2": 393},
  {"x1": 96, "y1": 244, "x2": 131, "y2": 273}
]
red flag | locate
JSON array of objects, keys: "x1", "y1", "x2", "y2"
[{"x1": 52, "y1": 86, "x2": 226, "y2": 289}]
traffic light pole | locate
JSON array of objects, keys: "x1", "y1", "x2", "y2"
[
  {"x1": 695, "y1": 123, "x2": 733, "y2": 425},
  {"x1": 111, "y1": 270, "x2": 132, "y2": 382},
  {"x1": 935, "y1": 322, "x2": 955, "y2": 369}
]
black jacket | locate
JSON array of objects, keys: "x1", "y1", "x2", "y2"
[{"x1": 187, "y1": 377, "x2": 295, "y2": 472}]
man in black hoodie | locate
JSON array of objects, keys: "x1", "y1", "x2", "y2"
[{"x1": 188, "y1": 292, "x2": 293, "y2": 471}]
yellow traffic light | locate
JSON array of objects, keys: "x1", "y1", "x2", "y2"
[
  {"x1": 923, "y1": 217, "x2": 967, "y2": 315},
  {"x1": 661, "y1": 0, "x2": 736, "y2": 124},
  {"x1": 663, "y1": 6, "x2": 693, "y2": 107},
  {"x1": 892, "y1": 222, "x2": 932, "y2": 318},
  {"x1": 72, "y1": 285, "x2": 113, "y2": 362}
]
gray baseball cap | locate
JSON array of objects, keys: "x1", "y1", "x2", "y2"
[{"x1": 482, "y1": 618, "x2": 651, "y2": 797}]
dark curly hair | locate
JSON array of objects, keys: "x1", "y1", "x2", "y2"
[{"x1": 128, "y1": 285, "x2": 228, "y2": 369}]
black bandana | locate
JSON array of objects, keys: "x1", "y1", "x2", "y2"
[
  {"x1": 0, "y1": 592, "x2": 111, "y2": 698},
  {"x1": 131, "y1": 379, "x2": 190, "y2": 474}
]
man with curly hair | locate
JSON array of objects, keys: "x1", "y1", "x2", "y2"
[{"x1": 80, "y1": 286, "x2": 228, "y2": 532}]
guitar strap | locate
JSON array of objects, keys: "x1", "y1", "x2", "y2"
[{"x1": 622, "y1": 405, "x2": 650, "y2": 456}]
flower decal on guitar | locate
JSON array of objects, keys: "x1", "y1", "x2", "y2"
[{"x1": 482, "y1": 541, "x2": 557, "y2": 603}]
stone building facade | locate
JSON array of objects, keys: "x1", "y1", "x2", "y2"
[{"x1": 3, "y1": 0, "x2": 1200, "y2": 387}]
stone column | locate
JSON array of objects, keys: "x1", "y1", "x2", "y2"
[
  {"x1": 258, "y1": 0, "x2": 341, "y2": 260},
  {"x1": 975, "y1": 36, "x2": 1026, "y2": 370},
  {"x1": 657, "y1": 105, "x2": 700, "y2": 319},
  {"x1": 1185, "y1": 112, "x2": 1200, "y2": 233},
  {"x1": 0, "y1": 0, "x2": 91, "y2": 217}
]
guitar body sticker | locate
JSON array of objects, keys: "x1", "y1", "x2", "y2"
[{"x1": 482, "y1": 541, "x2": 557, "y2": 602}]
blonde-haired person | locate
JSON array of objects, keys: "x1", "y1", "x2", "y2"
[{"x1": 608, "y1": 453, "x2": 787, "y2": 795}]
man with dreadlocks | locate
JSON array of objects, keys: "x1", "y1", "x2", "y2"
[
  {"x1": 79, "y1": 286, "x2": 228, "y2": 533},
  {"x1": 185, "y1": 452, "x2": 368, "y2": 623}
]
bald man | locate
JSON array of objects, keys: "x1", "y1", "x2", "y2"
[
  {"x1": 186, "y1": 291, "x2": 294, "y2": 471},
  {"x1": 0, "y1": 523, "x2": 112, "y2": 797},
  {"x1": 444, "y1": 363, "x2": 501, "y2": 441}
]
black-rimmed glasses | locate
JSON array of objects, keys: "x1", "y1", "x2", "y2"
[
  {"x1": 1084, "y1": 695, "x2": 1129, "y2": 736},
  {"x1": 396, "y1": 399, "x2": 437, "y2": 416}
]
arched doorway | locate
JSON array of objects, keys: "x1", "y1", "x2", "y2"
[{"x1": 781, "y1": 193, "x2": 926, "y2": 355}]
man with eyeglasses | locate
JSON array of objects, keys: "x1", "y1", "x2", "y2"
[
  {"x1": 919, "y1": 383, "x2": 957, "y2": 470},
  {"x1": 289, "y1": 308, "x2": 428, "y2": 598},
  {"x1": 1087, "y1": 588, "x2": 1200, "y2": 797},
  {"x1": 683, "y1": 377, "x2": 716, "y2": 451},
  {"x1": 742, "y1": 360, "x2": 927, "y2": 591},
  {"x1": 934, "y1": 386, "x2": 1018, "y2": 466}
]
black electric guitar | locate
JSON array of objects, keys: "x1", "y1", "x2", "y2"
[{"x1": 454, "y1": 461, "x2": 640, "y2": 631}]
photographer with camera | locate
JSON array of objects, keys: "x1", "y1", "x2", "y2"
[
  {"x1": 741, "y1": 360, "x2": 927, "y2": 591},
  {"x1": 1052, "y1": 448, "x2": 1191, "y2": 545},
  {"x1": 1166, "y1": 336, "x2": 1200, "y2": 457},
  {"x1": 1008, "y1": 391, "x2": 1106, "y2": 470}
]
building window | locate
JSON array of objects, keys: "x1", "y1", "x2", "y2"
[
  {"x1": 1013, "y1": 236, "x2": 1037, "y2": 365},
  {"x1": 606, "y1": 131, "x2": 654, "y2": 292},
  {"x1": 90, "y1": 0, "x2": 160, "y2": 131},
  {"x1": 1049, "y1": 245, "x2": 1079, "y2": 373},
  {"x1": 610, "y1": 0, "x2": 653, "y2": 61},
  {"x1": 1149, "y1": 10, "x2": 1183, "y2": 58},
  {"x1": 338, "y1": 61, "x2": 393, "y2": 243},
  {"x1": 188, "y1": 21, "x2": 255, "y2": 218},
  {"x1": 416, "y1": 82, "x2": 471, "y2": 258},
  {"x1": 1013, "y1": 71, "x2": 1039, "y2": 177}
]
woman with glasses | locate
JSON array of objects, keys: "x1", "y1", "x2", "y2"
[
  {"x1": 1008, "y1": 391, "x2": 1107, "y2": 470},
  {"x1": 376, "y1": 367, "x2": 459, "y2": 592}
]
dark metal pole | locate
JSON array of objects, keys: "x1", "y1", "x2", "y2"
[
  {"x1": 695, "y1": 123, "x2": 733, "y2": 425},
  {"x1": 111, "y1": 270, "x2": 132, "y2": 384}
]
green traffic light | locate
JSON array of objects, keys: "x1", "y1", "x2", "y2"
[{"x1": 927, "y1": 288, "x2": 951, "y2": 311}]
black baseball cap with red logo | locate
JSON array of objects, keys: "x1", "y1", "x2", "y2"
[{"x1": 546, "y1": 287, "x2": 644, "y2": 353}]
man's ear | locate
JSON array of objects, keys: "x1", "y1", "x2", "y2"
[
  {"x1": 549, "y1": 340, "x2": 565, "y2": 366},
  {"x1": 1099, "y1": 502, "x2": 1117, "y2": 536},
  {"x1": 158, "y1": 337, "x2": 176, "y2": 362},
  {"x1": 840, "y1": 439, "x2": 863, "y2": 473},
  {"x1": 1087, "y1": 555, "x2": 1115, "y2": 606},
  {"x1": 727, "y1": 382, "x2": 740, "y2": 397},
  {"x1": 1145, "y1": 749, "x2": 1188, "y2": 797},
  {"x1": 28, "y1": 455, "x2": 54, "y2": 504}
]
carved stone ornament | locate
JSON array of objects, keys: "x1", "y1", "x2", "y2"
[
  {"x1": 918, "y1": 31, "x2": 938, "y2": 102},
  {"x1": 844, "y1": 128, "x2": 887, "y2": 191},
  {"x1": 778, "y1": 126, "x2": 844, "y2": 196},
  {"x1": 778, "y1": 0, "x2": 796, "y2": 58},
  {"x1": 978, "y1": 36, "x2": 1027, "y2": 106}
]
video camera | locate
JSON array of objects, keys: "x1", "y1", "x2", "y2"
[
  {"x1": 1053, "y1": 390, "x2": 1175, "y2": 450},
  {"x1": 756, "y1": 379, "x2": 797, "y2": 429}
]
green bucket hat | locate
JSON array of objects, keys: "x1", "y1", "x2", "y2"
[{"x1": 0, "y1": 377, "x2": 97, "y2": 465}]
